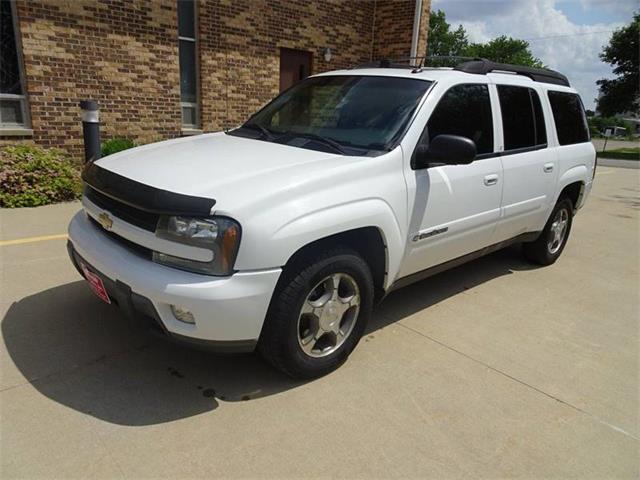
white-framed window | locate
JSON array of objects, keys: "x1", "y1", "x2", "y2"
[
  {"x1": 178, "y1": 0, "x2": 200, "y2": 131},
  {"x1": 1, "y1": 0, "x2": 31, "y2": 133}
]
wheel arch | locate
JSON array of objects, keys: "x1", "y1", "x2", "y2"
[
  {"x1": 279, "y1": 226, "x2": 389, "y2": 303},
  {"x1": 557, "y1": 165, "x2": 588, "y2": 211},
  {"x1": 558, "y1": 181, "x2": 583, "y2": 212}
]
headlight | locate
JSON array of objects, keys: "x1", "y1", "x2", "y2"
[{"x1": 153, "y1": 216, "x2": 241, "y2": 276}]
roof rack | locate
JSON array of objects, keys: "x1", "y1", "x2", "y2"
[
  {"x1": 454, "y1": 58, "x2": 570, "y2": 87},
  {"x1": 353, "y1": 56, "x2": 570, "y2": 87},
  {"x1": 354, "y1": 57, "x2": 426, "y2": 72}
]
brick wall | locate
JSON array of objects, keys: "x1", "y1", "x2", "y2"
[
  {"x1": 199, "y1": 0, "x2": 378, "y2": 130},
  {"x1": 415, "y1": 0, "x2": 431, "y2": 60},
  {"x1": 2, "y1": 0, "x2": 429, "y2": 160},
  {"x1": 2, "y1": 0, "x2": 181, "y2": 160},
  {"x1": 373, "y1": 0, "x2": 431, "y2": 61}
]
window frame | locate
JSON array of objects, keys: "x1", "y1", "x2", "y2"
[
  {"x1": 177, "y1": 0, "x2": 200, "y2": 132},
  {"x1": 547, "y1": 90, "x2": 590, "y2": 146},
  {"x1": 0, "y1": 0, "x2": 32, "y2": 135},
  {"x1": 496, "y1": 84, "x2": 548, "y2": 156},
  {"x1": 412, "y1": 82, "x2": 495, "y2": 168}
]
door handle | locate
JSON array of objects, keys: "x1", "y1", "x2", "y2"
[
  {"x1": 543, "y1": 163, "x2": 554, "y2": 173},
  {"x1": 483, "y1": 174, "x2": 499, "y2": 186}
]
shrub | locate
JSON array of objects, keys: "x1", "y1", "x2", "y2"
[
  {"x1": 102, "y1": 137, "x2": 136, "y2": 156},
  {"x1": 596, "y1": 147, "x2": 640, "y2": 160},
  {"x1": 587, "y1": 116, "x2": 633, "y2": 137},
  {"x1": 0, "y1": 145, "x2": 82, "y2": 208}
]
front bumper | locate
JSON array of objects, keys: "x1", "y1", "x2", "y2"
[{"x1": 68, "y1": 211, "x2": 281, "y2": 351}]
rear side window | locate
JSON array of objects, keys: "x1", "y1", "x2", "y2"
[
  {"x1": 497, "y1": 85, "x2": 547, "y2": 151},
  {"x1": 427, "y1": 84, "x2": 493, "y2": 155},
  {"x1": 547, "y1": 91, "x2": 589, "y2": 145}
]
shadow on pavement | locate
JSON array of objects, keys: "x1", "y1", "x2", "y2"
[
  {"x1": 3, "y1": 245, "x2": 537, "y2": 426},
  {"x1": 368, "y1": 245, "x2": 539, "y2": 332},
  {"x1": 2, "y1": 281, "x2": 305, "y2": 426}
]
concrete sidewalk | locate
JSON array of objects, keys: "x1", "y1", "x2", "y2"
[
  {"x1": 1, "y1": 166, "x2": 638, "y2": 478},
  {"x1": 598, "y1": 158, "x2": 639, "y2": 169}
]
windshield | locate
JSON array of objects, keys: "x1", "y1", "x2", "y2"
[{"x1": 229, "y1": 75, "x2": 432, "y2": 155}]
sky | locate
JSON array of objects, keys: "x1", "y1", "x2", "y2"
[{"x1": 430, "y1": 0, "x2": 637, "y2": 110}]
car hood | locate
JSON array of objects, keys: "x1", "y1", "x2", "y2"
[{"x1": 93, "y1": 132, "x2": 366, "y2": 213}]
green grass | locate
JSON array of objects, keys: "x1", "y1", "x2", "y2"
[{"x1": 597, "y1": 147, "x2": 640, "y2": 160}]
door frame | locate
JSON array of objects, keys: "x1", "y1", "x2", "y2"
[{"x1": 279, "y1": 47, "x2": 313, "y2": 92}]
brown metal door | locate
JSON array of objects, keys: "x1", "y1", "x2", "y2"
[{"x1": 279, "y1": 48, "x2": 312, "y2": 92}]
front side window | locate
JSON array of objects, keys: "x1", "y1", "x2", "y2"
[
  {"x1": 426, "y1": 84, "x2": 493, "y2": 155},
  {"x1": 178, "y1": 0, "x2": 199, "y2": 129},
  {"x1": 231, "y1": 75, "x2": 432, "y2": 155},
  {"x1": 0, "y1": 0, "x2": 30, "y2": 130},
  {"x1": 497, "y1": 85, "x2": 547, "y2": 151},
  {"x1": 547, "y1": 91, "x2": 589, "y2": 146}
]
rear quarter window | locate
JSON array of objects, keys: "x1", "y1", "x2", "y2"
[{"x1": 547, "y1": 91, "x2": 590, "y2": 145}]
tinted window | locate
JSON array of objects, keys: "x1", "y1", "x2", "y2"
[
  {"x1": 531, "y1": 90, "x2": 547, "y2": 146},
  {"x1": 498, "y1": 86, "x2": 535, "y2": 150},
  {"x1": 497, "y1": 86, "x2": 547, "y2": 151},
  {"x1": 547, "y1": 91, "x2": 589, "y2": 145},
  {"x1": 238, "y1": 75, "x2": 432, "y2": 153},
  {"x1": 427, "y1": 84, "x2": 493, "y2": 155}
]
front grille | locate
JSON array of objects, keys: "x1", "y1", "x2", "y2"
[
  {"x1": 88, "y1": 215, "x2": 153, "y2": 260},
  {"x1": 85, "y1": 186, "x2": 160, "y2": 232}
]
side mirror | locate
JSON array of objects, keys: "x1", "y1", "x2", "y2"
[{"x1": 412, "y1": 134, "x2": 477, "y2": 169}]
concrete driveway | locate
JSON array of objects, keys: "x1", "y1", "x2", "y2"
[{"x1": 1, "y1": 166, "x2": 638, "y2": 479}]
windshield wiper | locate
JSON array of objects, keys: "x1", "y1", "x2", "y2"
[
  {"x1": 278, "y1": 132, "x2": 347, "y2": 154},
  {"x1": 240, "y1": 123, "x2": 276, "y2": 141}
]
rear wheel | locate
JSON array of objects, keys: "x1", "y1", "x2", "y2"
[
  {"x1": 258, "y1": 248, "x2": 373, "y2": 379},
  {"x1": 523, "y1": 197, "x2": 573, "y2": 265}
]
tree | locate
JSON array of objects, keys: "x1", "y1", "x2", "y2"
[
  {"x1": 464, "y1": 36, "x2": 544, "y2": 68},
  {"x1": 426, "y1": 10, "x2": 544, "y2": 68},
  {"x1": 596, "y1": 12, "x2": 639, "y2": 116},
  {"x1": 427, "y1": 10, "x2": 469, "y2": 57}
]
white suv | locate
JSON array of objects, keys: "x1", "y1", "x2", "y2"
[{"x1": 68, "y1": 59, "x2": 595, "y2": 378}]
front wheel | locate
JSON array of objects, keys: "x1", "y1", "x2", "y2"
[
  {"x1": 258, "y1": 248, "x2": 373, "y2": 379},
  {"x1": 523, "y1": 197, "x2": 574, "y2": 265}
]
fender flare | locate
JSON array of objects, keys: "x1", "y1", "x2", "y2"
[
  {"x1": 235, "y1": 198, "x2": 405, "y2": 289},
  {"x1": 556, "y1": 165, "x2": 587, "y2": 203}
]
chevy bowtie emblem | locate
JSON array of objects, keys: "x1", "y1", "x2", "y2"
[{"x1": 98, "y1": 212, "x2": 113, "y2": 231}]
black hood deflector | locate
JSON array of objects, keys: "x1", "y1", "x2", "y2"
[{"x1": 82, "y1": 162, "x2": 216, "y2": 216}]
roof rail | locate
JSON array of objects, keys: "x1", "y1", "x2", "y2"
[
  {"x1": 354, "y1": 57, "x2": 425, "y2": 71},
  {"x1": 454, "y1": 58, "x2": 570, "y2": 87},
  {"x1": 352, "y1": 56, "x2": 570, "y2": 87}
]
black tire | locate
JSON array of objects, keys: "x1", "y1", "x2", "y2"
[
  {"x1": 258, "y1": 247, "x2": 374, "y2": 379},
  {"x1": 522, "y1": 197, "x2": 574, "y2": 265}
]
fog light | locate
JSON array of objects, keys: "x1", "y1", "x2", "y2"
[{"x1": 170, "y1": 305, "x2": 195, "y2": 324}]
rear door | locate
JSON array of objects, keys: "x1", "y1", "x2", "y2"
[{"x1": 492, "y1": 84, "x2": 558, "y2": 242}]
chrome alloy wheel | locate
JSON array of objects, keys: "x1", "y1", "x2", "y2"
[
  {"x1": 548, "y1": 208, "x2": 569, "y2": 254},
  {"x1": 297, "y1": 273, "x2": 361, "y2": 358}
]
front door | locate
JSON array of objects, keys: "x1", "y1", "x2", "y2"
[
  {"x1": 400, "y1": 83, "x2": 503, "y2": 278},
  {"x1": 279, "y1": 48, "x2": 312, "y2": 92}
]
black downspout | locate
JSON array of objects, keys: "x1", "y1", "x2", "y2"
[{"x1": 79, "y1": 100, "x2": 101, "y2": 163}]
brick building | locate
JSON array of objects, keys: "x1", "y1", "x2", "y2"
[{"x1": 1, "y1": 0, "x2": 430, "y2": 160}]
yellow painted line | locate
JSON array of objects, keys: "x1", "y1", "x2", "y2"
[{"x1": 0, "y1": 233, "x2": 68, "y2": 247}]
